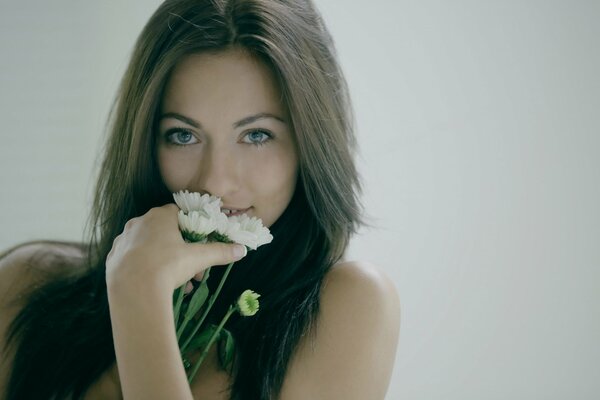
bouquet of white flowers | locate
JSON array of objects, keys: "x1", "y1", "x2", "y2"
[{"x1": 172, "y1": 190, "x2": 272, "y2": 382}]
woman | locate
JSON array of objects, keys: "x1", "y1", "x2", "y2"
[{"x1": 0, "y1": 0, "x2": 400, "y2": 399}]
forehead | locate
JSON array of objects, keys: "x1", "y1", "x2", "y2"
[{"x1": 161, "y1": 49, "x2": 285, "y2": 117}]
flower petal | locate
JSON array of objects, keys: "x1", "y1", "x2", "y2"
[{"x1": 236, "y1": 290, "x2": 261, "y2": 317}]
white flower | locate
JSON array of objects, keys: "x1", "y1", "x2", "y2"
[
  {"x1": 173, "y1": 190, "x2": 222, "y2": 213},
  {"x1": 236, "y1": 289, "x2": 261, "y2": 316},
  {"x1": 178, "y1": 210, "x2": 217, "y2": 242},
  {"x1": 213, "y1": 211, "x2": 230, "y2": 234},
  {"x1": 217, "y1": 214, "x2": 273, "y2": 250},
  {"x1": 172, "y1": 191, "x2": 272, "y2": 250}
]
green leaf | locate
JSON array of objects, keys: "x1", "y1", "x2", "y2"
[
  {"x1": 202, "y1": 268, "x2": 211, "y2": 281},
  {"x1": 180, "y1": 301, "x2": 189, "y2": 318},
  {"x1": 185, "y1": 282, "x2": 209, "y2": 319},
  {"x1": 218, "y1": 328, "x2": 235, "y2": 370},
  {"x1": 186, "y1": 324, "x2": 219, "y2": 354}
]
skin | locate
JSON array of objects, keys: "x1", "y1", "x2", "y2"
[
  {"x1": 0, "y1": 242, "x2": 400, "y2": 400},
  {"x1": 0, "y1": 47, "x2": 400, "y2": 399},
  {"x1": 157, "y1": 48, "x2": 299, "y2": 229}
]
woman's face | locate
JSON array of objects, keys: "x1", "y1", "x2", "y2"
[{"x1": 157, "y1": 48, "x2": 299, "y2": 228}]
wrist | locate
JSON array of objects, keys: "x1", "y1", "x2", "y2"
[
  {"x1": 107, "y1": 274, "x2": 173, "y2": 311},
  {"x1": 107, "y1": 275, "x2": 192, "y2": 400}
]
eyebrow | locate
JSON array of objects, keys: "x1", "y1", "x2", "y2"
[{"x1": 160, "y1": 112, "x2": 287, "y2": 129}]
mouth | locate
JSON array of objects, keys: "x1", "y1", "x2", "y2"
[{"x1": 221, "y1": 206, "x2": 252, "y2": 217}]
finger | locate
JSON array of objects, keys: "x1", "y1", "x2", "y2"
[
  {"x1": 161, "y1": 203, "x2": 184, "y2": 229},
  {"x1": 184, "y1": 242, "x2": 247, "y2": 273},
  {"x1": 184, "y1": 281, "x2": 193, "y2": 294},
  {"x1": 163, "y1": 203, "x2": 180, "y2": 213},
  {"x1": 123, "y1": 218, "x2": 138, "y2": 231}
]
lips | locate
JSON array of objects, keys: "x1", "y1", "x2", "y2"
[{"x1": 221, "y1": 207, "x2": 251, "y2": 217}]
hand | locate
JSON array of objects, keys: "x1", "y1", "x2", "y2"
[{"x1": 105, "y1": 203, "x2": 247, "y2": 298}]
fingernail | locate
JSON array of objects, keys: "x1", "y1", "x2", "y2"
[{"x1": 233, "y1": 244, "x2": 247, "y2": 260}]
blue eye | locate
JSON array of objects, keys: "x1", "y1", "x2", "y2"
[
  {"x1": 243, "y1": 130, "x2": 272, "y2": 146},
  {"x1": 165, "y1": 128, "x2": 197, "y2": 146}
]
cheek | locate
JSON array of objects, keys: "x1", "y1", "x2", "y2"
[
  {"x1": 157, "y1": 148, "x2": 192, "y2": 191},
  {"x1": 245, "y1": 148, "x2": 298, "y2": 201}
]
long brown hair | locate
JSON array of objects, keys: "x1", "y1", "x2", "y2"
[{"x1": 4, "y1": 0, "x2": 363, "y2": 398}]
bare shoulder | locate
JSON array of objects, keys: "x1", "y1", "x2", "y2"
[
  {"x1": 0, "y1": 240, "x2": 87, "y2": 397},
  {"x1": 280, "y1": 260, "x2": 401, "y2": 400},
  {"x1": 324, "y1": 260, "x2": 400, "y2": 302},
  {"x1": 0, "y1": 240, "x2": 87, "y2": 306}
]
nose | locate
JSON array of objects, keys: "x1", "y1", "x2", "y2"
[{"x1": 192, "y1": 143, "x2": 239, "y2": 198}]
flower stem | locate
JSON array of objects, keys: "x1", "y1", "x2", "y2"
[
  {"x1": 176, "y1": 271, "x2": 210, "y2": 341},
  {"x1": 180, "y1": 262, "x2": 234, "y2": 353},
  {"x1": 187, "y1": 304, "x2": 235, "y2": 383},
  {"x1": 173, "y1": 285, "x2": 185, "y2": 326}
]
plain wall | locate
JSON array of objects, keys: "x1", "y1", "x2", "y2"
[{"x1": 1, "y1": 1, "x2": 599, "y2": 399}]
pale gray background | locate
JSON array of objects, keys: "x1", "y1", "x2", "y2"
[{"x1": 1, "y1": 1, "x2": 599, "y2": 399}]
